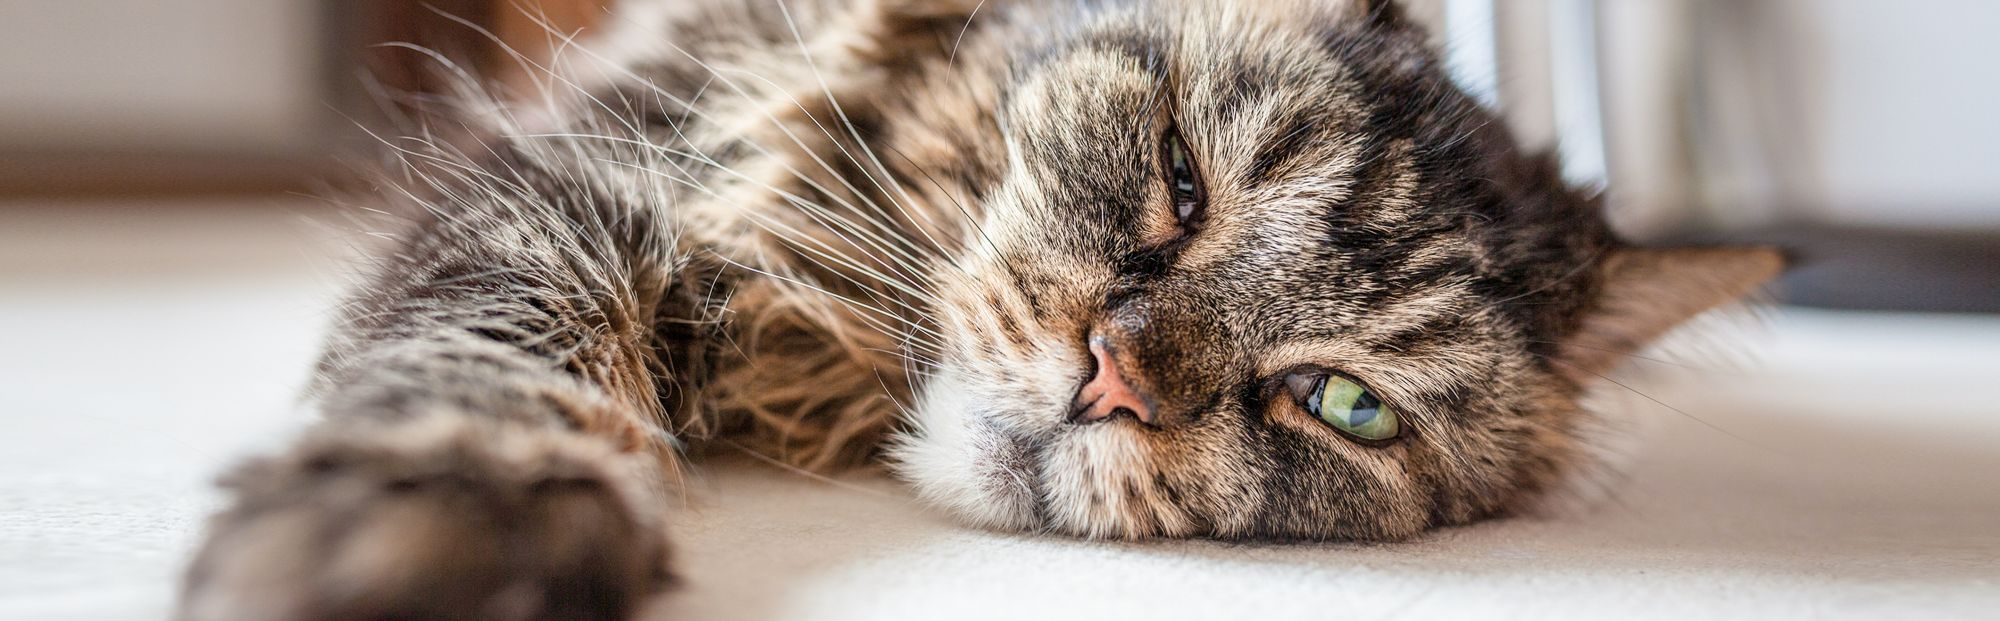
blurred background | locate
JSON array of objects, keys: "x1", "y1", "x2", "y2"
[
  {"x1": 1423, "y1": 0, "x2": 2000, "y2": 312},
  {"x1": 1, "y1": 1, "x2": 1997, "y2": 619}
]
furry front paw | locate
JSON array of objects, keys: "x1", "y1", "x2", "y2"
[{"x1": 177, "y1": 417, "x2": 675, "y2": 621}]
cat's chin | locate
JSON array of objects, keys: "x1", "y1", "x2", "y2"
[
  {"x1": 887, "y1": 368, "x2": 1043, "y2": 533},
  {"x1": 889, "y1": 368, "x2": 1201, "y2": 539}
]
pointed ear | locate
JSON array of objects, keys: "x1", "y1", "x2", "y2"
[{"x1": 1557, "y1": 247, "x2": 1786, "y2": 382}]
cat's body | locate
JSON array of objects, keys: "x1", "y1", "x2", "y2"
[{"x1": 178, "y1": 0, "x2": 1780, "y2": 618}]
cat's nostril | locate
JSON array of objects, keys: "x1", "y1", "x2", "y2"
[{"x1": 1068, "y1": 334, "x2": 1157, "y2": 426}]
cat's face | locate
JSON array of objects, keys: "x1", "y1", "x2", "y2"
[{"x1": 888, "y1": 0, "x2": 1775, "y2": 540}]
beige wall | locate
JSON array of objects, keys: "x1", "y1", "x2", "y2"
[{"x1": 0, "y1": 0, "x2": 325, "y2": 155}]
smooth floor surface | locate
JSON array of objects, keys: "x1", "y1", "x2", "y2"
[{"x1": 4, "y1": 202, "x2": 1997, "y2": 620}]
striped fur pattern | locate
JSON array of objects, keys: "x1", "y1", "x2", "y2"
[{"x1": 178, "y1": 0, "x2": 1781, "y2": 618}]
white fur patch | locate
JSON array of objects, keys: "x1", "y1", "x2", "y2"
[{"x1": 888, "y1": 368, "x2": 1039, "y2": 532}]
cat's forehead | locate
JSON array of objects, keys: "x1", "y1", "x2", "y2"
[
  {"x1": 984, "y1": 0, "x2": 1602, "y2": 348},
  {"x1": 1002, "y1": 0, "x2": 1408, "y2": 183},
  {"x1": 1011, "y1": 0, "x2": 1365, "y2": 96}
]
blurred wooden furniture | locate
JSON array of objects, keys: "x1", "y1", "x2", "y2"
[
  {"x1": 360, "y1": 0, "x2": 611, "y2": 103},
  {"x1": 0, "y1": 0, "x2": 610, "y2": 198}
]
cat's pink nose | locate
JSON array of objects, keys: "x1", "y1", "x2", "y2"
[{"x1": 1070, "y1": 334, "x2": 1156, "y2": 425}]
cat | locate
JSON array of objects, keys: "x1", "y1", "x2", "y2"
[{"x1": 176, "y1": 0, "x2": 1782, "y2": 618}]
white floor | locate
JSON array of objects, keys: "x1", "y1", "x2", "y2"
[{"x1": 3, "y1": 202, "x2": 1998, "y2": 620}]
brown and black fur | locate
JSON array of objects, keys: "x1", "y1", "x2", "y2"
[{"x1": 178, "y1": 0, "x2": 1781, "y2": 618}]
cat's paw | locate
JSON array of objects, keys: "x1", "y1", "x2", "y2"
[{"x1": 177, "y1": 416, "x2": 676, "y2": 621}]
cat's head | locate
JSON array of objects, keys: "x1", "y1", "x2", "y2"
[{"x1": 883, "y1": 0, "x2": 1781, "y2": 539}]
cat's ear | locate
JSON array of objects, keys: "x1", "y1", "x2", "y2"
[{"x1": 1556, "y1": 247, "x2": 1786, "y2": 382}]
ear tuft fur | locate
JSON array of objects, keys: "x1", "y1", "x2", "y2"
[{"x1": 1558, "y1": 247, "x2": 1786, "y2": 381}]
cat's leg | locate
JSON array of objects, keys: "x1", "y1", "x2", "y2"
[{"x1": 177, "y1": 158, "x2": 720, "y2": 620}]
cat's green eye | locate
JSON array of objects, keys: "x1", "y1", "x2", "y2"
[{"x1": 1296, "y1": 374, "x2": 1399, "y2": 441}]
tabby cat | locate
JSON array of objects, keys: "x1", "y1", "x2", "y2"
[{"x1": 178, "y1": 0, "x2": 1781, "y2": 618}]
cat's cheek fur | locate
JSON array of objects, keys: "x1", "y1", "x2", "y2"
[{"x1": 1041, "y1": 427, "x2": 1204, "y2": 538}]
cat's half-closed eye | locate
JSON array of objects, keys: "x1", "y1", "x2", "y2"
[{"x1": 1556, "y1": 247, "x2": 1787, "y2": 382}]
